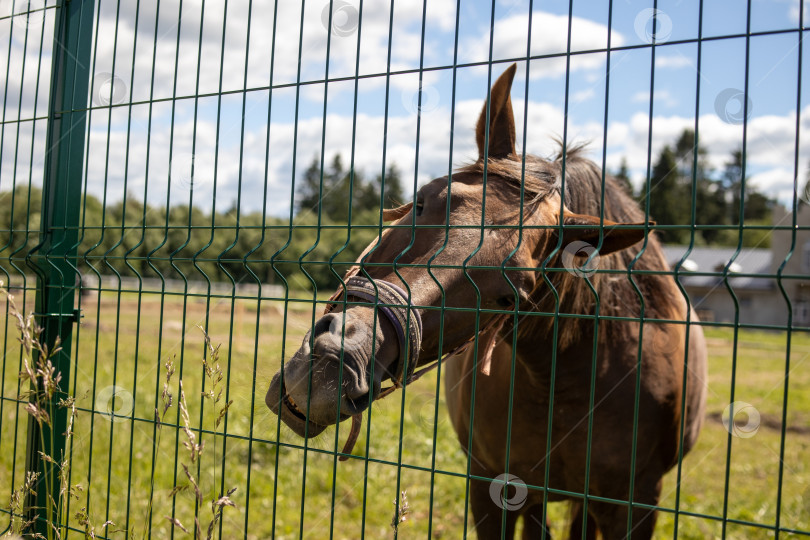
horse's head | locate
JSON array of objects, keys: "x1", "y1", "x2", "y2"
[{"x1": 266, "y1": 64, "x2": 650, "y2": 438}]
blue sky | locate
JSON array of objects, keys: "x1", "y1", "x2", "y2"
[{"x1": 1, "y1": 0, "x2": 809, "y2": 217}]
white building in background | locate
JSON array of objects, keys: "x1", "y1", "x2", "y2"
[{"x1": 662, "y1": 205, "x2": 810, "y2": 329}]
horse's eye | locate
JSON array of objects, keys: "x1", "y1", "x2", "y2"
[
  {"x1": 415, "y1": 197, "x2": 424, "y2": 216},
  {"x1": 496, "y1": 296, "x2": 513, "y2": 308}
]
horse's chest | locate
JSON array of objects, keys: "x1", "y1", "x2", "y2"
[{"x1": 444, "y1": 345, "x2": 608, "y2": 487}]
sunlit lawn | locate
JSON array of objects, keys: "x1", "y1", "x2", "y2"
[{"x1": 1, "y1": 289, "x2": 808, "y2": 538}]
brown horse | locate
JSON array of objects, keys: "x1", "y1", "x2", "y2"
[{"x1": 266, "y1": 64, "x2": 708, "y2": 539}]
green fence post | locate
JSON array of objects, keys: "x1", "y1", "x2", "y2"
[{"x1": 24, "y1": 0, "x2": 96, "y2": 535}]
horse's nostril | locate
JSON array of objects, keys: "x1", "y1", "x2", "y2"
[
  {"x1": 343, "y1": 372, "x2": 370, "y2": 400},
  {"x1": 311, "y1": 312, "x2": 339, "y2": 339},
  {"x1": 342, "y1": 391, "x2": 370, "y2": 415}
]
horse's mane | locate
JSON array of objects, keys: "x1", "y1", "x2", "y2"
[{"x1": 460, "y1": 143, "x2": 682, "y2": 350}]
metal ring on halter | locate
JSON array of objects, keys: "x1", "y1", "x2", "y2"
[{"x1": 324, "y1": 276, "x2": 423, "y2": 386}]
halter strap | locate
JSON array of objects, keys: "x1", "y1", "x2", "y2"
[
  {"x1": 328, "y1": 273, "x2": 504, "y2": 463},
  {"x1": 324, "y1": 276, "x2": 422, "y2": 386}
]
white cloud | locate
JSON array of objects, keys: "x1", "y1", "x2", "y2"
[
  {"x1": 461, "y1": 11, "x2": 624, "y2": 79},
  {"x1": 0, "y1": 0, "x2": 455, "y2": 115},
  {"x1": 571, "y1": 88, "x2": 595, "y2": 103},
  {"x1": 632, "y1": 90, "x2": 678, "y2": 108},
  {"x1": 655, "y1": 54, "x2": 695, "y2": 70},
  {"x1": 749, "y1": 168, "x2": 799, "y2": 205},
  {"x1": 602, "y1": 107, "x2": 810, "y2": 203},
  {"x1": 789, "y1": 1, "x2": 807, "y2": 25}
]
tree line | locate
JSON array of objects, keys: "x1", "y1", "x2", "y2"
[
  {"x1": 0, "y1": 155, "x2": 404, "y2": 291},
  {"x1": 615, "y1": 128, "x2": 777, "y2": 247},
  {"x1": 0, "y1": 139, "x2": 798, "y2": 291}
]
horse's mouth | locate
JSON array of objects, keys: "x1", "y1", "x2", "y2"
[
  {"x1": 281, "y1": 387, "x2": 308, "y2": 421},
  {"x1": 266, "y1": 375, "x2": 329, "y2": 438}
]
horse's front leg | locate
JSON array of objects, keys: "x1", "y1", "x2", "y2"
[
  {"x1": 588, "y1": 478, "x2": 662, "y2": 540},
  {"x1": 520, "y1": 503, "x2": 554, "y2": 539},
  {"x1": 469, "y1": 466, "x2": 521, "y2": 540}
]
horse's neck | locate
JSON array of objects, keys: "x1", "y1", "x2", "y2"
[{"x1": 513, "y1": 324, "x2": 604, "y2": 391}]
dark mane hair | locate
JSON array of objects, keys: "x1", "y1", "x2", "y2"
[{"x1": 460, "y1": 144, "x2": 682, "y2": 349}]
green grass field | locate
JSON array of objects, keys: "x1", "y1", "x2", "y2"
[{"x1": 1, "y1": 290, "x2": 809, "y2": 539}]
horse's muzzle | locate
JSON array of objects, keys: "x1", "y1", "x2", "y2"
[{"x1": 265, "y1": 372, "x2": 330, "y2": 438}]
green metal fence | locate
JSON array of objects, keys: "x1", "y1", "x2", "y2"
[{"x1": 1, "y1": 0, "x2": 809, "y2": 538}]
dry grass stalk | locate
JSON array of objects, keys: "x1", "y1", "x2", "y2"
[
  {"x1": 145, "y1": 358, "x2": 176, "y2": 534},
  {"x1": 6, "y1": 471, "x2": 40, "y2": 536},
  {"x1": 0, "y1": 283, "x2": 89, "y2": 540},
  {"x1": 74, "y1": 506, "x2": 113, "y2": 539},
  {"x1": 165, "y1": 328, "x2": 237, "y2": 539},
  {"x1": 199, "y1": 326, "x2": 233, "y2": 429},
  {"x1": 3, "y1": 282, "x2": 238, "y2": 539},
  {"x1": 390, "y1": 490, "x2": 411, "y2": 535}
]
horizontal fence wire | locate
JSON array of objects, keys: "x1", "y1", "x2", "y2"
[{"x1": 1, "y1": 0, "x2": 810, "y2": 538}]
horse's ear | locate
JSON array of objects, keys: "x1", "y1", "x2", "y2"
[
  {"x1": 476, "y1": 63, "x2": 517, "y2": 159},
  {"x1": 382, "y1": 202, "x2": 412, "y2": 222},
  {"x1": 560, "y1": 212, "x2": 654, "y2": 255}
]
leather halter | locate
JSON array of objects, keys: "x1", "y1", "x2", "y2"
[
  {"x1": 324, "y1": 276, "x2": 423, "y2": 387},
  {"x1": 326, "y1": 272, "x2": 506, "y2": 463}
]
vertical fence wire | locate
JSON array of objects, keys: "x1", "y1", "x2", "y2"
[
  {"x1": 243, "y1": 0, "x2": 279, "y2": 533},
  {"x1": 774, "y1": 3, "x2": 804, "y2": 538},
  {"x1": 721, "y1": 2, "x2": 753, "y2": 537},
  {"x1": 672, "y1": 1, "x2": 705, "y2": 536}
]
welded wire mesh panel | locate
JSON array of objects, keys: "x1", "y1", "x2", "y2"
[{"x1": 1, "y1": 0, "x2": 810, "y2": 538}]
